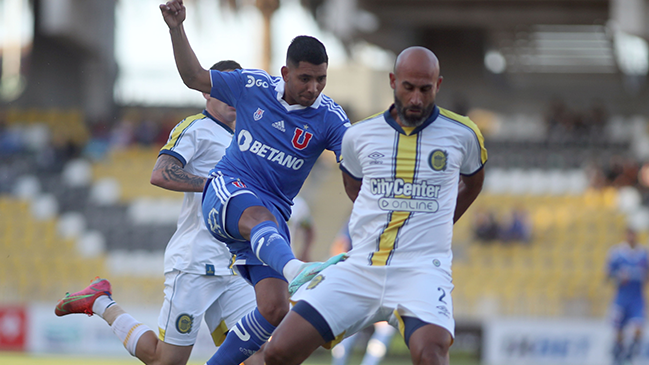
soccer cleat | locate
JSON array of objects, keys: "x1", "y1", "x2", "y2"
[
  {"x1": 55, "y1": 277, "x2": 112, "y2": 317},
  {"x1": 288, "y1": 253, "x2": 348, "y2": 296}
]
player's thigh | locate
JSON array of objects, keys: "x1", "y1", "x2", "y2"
[
  {"x1": 385, "y1": 266, "x2": 455, "y2": 339},
  {"x1": 203, "y1": 275, "x2": 257, "y2": 346},
  {"x1": 202, "y1": 174, "x2": 260, "y2": 242},
  {"x1": 158, "y1": 271, "x2": 229, "y2": 346},
  {"x1": 291, "y1": 262, "x2": 384, "y2": 337},
  {"x1": 407, "y1": 322, "x2": 452, "y2": 365}
]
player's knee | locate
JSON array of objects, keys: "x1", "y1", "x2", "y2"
[
  {"x1": 411, "y1": 340, "x2": 450, "y2": 365},
  {"x1": 264, "y1": 342, "x2": 293, "y2": 365},
  {"x1": 257, "y1": 302, "x2": 289, "y2": 326}
]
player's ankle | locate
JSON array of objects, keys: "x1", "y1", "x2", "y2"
[
  {"x1": 102, "y1": 303, "x2": 125, "y2": 325},
  {"x1": 282, "y1": 259, "x2": 305, "y2": 282}
]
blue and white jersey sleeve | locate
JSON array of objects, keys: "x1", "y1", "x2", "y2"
[
  {"x1": 322, "y1": 96, "x2": 351, "y2": 162},
  {"x1": 209, "y1": 69, "x2": 246, "y2": 107},
  {"x1": 340, "y1": 126, "x2": 362, "y2": 180}
]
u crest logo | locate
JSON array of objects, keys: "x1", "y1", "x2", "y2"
[{"x1": 291, "y1": 128, "x2": 313, "y2": 150}]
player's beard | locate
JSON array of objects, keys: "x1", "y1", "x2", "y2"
[{"x1": 394, "y1": 95, "x2": 435, "y2": 127}]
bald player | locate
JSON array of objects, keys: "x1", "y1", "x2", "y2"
[{"x1": 263, "y1": 46, "x2": 487, "y2": 365}]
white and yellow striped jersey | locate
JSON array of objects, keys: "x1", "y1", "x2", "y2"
[
  {"x1": 159, "y1": 110, "x2": 235, "y2": 276},
  {"x1": 340, "y1": 105, "x2": 487, "y2": 270}
]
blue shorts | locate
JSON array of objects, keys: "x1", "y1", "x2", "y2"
[
  {"x1": 611, "y1": 297, "x2": 645, "y2": 330},
  {"x1": 202, "y1": 173, "x2": 290, "y2": 282}
]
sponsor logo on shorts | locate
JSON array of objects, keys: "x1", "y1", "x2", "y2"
[
  {"x1": 176, "y1": 313, "x2": 193, "y2": 334},
  {"x1": 206, "y1": 264, "x2": 215, "y2": 276},
  {"x1": 433, "y1": 259, "x2": 441, "y2": 267},
  {"x1": 307, "y1": 274, "x2": 325, "y2": 290},
  {"x1": 436, "y1": 305, "x2": 451, "y2": 318},
  {"x1": 429, "y1": 149, "x2": 448, "y2": 171},
  {"x1": 253, "y1": 108, "x2": 265, "y2": 121},
  {"x1": 232, "y1": 180, "x2": 247, "y2": 188},
  {"x1": 207, "y1": 208, "x2": 226, "y2": 238}
]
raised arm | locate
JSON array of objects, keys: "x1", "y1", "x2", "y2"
[
  {"x1": 160, "y1": 0, "x2": 212, "y2": 93},
  {"x1": 454, "y1": 168, "x2": 484, "y2": 223},
  {"x1": 150, "y1": 154, "x2": 207, "y2": 192}
]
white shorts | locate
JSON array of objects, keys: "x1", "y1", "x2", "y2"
[
  {"x1": 291, "y1": 260, "x2": 455, "y2": 340},
  {"x1": 158, "y1": 270, "x2": 256, "y2": 347}
]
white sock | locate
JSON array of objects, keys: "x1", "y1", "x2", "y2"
[
  {"x1": 92, "y1": 295, "x2": 115, "y2": 318},
  {"x1": 111, "y1": 313, "x2": 152, "y2": 356},
  {"x1": 282, "y1": 259, "x2": 305, "y2": 282}
]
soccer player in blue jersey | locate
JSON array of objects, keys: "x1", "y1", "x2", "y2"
[
  {"x1": 160, "y1": 1, "x2": 350, "y2": 365},
  {"x1": 607, "y1": 227, "x2": 649, "y2": 365}
]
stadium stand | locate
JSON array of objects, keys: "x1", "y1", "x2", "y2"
[{"x1": 2, "y1": 106, "x2": 648, "y2": 320}]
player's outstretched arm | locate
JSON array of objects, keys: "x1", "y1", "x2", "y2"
[
  {"x1": 160, "y1": 0, "x2": 211, "y2": 94},
  {"x1": 454, "y1": 168, "x2": 485, "y2": 223},
  {"x1": 150, "y1": 154, "x2": 207, "y2": 192}
]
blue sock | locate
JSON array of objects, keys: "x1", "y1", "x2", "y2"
[
  {"x1": 250, "y1": 221, "x2": 296, "y2": 274},
  {"x1": 206, "y1": 308, "x2": 276, "y2": 365}
]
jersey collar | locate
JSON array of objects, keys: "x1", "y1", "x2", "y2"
[
  {"x1": 274, "y1": 78, "x2": 323, "y2": 111},
  {"x1": 203, "y1": 109, "x2": 234, "y2": 135},
  {"x1": 383, "y1": 104, "x2": 439, "y2": 135}
]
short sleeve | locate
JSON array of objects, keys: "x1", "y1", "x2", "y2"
[
  {"x1": 460, "y1": 124, "x2": 488, "y2": 176},
  {"x1": 159, "y1": 119, "x2": 201, "y2": 167},
  {"x1": 340, "y1": 128, "x2": 362, "y2": 180},
  {"x1": 209, "y1": 69, "x2": 245, "y2": 107}
]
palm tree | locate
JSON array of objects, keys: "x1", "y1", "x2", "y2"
[{"x1": 217, "y1": 0, "x2": 280, "y2": 72}]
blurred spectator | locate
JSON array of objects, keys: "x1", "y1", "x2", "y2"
[
  {"x1": 473, "y1": 209, "x2": 500, "y2": 242},
  {"x1": 83, "y1": 120, "x2": 111, "y2": 161},
  {"x1": 544, "y1": 98, "x2": 609, "y2": 142},
  {"x1": 134, "y1": 117, "x2": 160, "y2": 146},
  {"x1": 603, "y1": 155, "x2": 639, "y2": 188},
  {"x1": 500, "y1": 207, "x2": 532, "y2": 244},
  {"x1": 109, "y1": 119, "x2": 135, "y2": 149},
  {"x1": 473, "y1": 207, "x2": 532, "y2": 244}
]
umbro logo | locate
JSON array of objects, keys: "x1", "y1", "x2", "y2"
[
  {"x1": 272, "y1": 120, "x2": 286, "y2": 132},
  {"x1": 369, "y1": 151, "x2": 384, "y2": 164}
]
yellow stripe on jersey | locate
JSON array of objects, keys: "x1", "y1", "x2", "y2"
[
  {"x1": 160, "y1": 112, "x2": 205, "y2": 152},
  {"x1": 353, "y1": 110, "x2": 384, "y2": 125},
  {"x1": 438, "y1": 107, "x2": 488, "y2": 164},
  {"x1": 371, "y1": 132, "x2": 418, "y2": 266}
]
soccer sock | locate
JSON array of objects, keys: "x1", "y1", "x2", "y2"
[
  {"x1": 612, "y1": 341, "x2": 624, "y2": 365},
  {"x1": 92, "y1": 295, "x2": 116, "y2": 318},
  {"x1": 206, "y1": 308, "x2": 275, "y2": 365},
  {"x1": 627, "y1": 337, "x2": 641, "y2": 360},
  {"x1": 111, "y1": 313, "x2": 153, "y2": 356},
  {"x1": 250, "y1": 221, "x2": 298, "y2": 275},
  {"x1": 283, "y1": 259, "x2": 306, "y2": 282}
]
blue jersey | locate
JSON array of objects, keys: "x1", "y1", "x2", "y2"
[
  {"x1": 607, "y1": 242, "x2": 649, "y2": 305},
  {"x1": 208, "y1": 68, "x2": 349, "y2": 220}
]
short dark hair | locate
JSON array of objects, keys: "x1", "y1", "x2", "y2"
[
  {"x1": 286, "y1": 36, "x2": 328, "y2": 67},
  {"x1": 210, "y1": 60, "x2": 242, "y2": 71}
]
